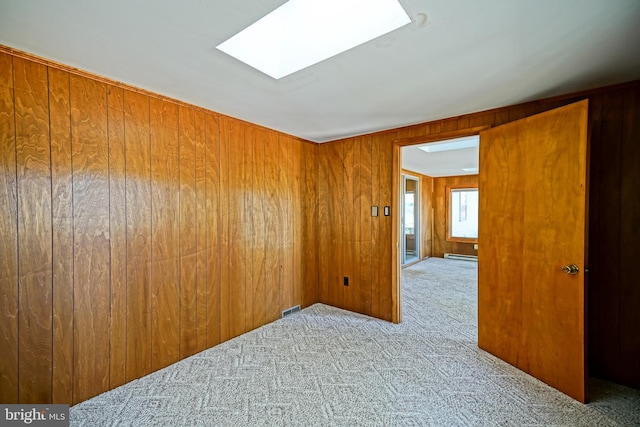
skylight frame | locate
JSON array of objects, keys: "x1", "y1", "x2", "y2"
[{"x1": 216, "y1": 0, "x2": 411, "y2": 79}]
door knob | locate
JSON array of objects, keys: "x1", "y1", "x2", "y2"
[{"x1": 562, "y1": 264, "x2": 579, "y2": 275}]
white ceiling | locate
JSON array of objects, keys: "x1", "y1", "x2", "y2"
[
  {"x1": 1, "y1": 0, "x2": 639, "y2": 144},
  {"x1": 403, "y1": 136, "x2": 479, "y2": 178}
]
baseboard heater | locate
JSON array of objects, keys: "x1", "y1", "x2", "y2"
[{"x1": 444, "y1": 253, "x2": 478, "y2": 262}]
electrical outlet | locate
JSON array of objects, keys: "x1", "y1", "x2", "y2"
[{"x1": 343, "y1": 277, "x2": 349, "y2": 286}]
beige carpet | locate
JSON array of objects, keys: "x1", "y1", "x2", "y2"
[{"x1": 71, "y1": 257, "x2": 640, "y2": 426}]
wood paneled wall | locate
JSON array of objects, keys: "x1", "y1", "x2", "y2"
[
  {"x1": 432, "y1": 175, "x2": 478, "y2": 258},
  {"x1": 0, "y1": 51, "x2": 318, "y2": 404},
  {"x1": 318, "y1": 81, "x2": 640, "y2": 389}
]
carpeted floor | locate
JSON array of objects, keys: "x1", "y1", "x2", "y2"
[{"x1": 71, "y1": 258, "x2": 640, "y2": 426}]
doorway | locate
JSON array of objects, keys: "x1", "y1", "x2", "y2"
[{"x1": 402, "y1": 175, "x2": 419, "y2": 265}]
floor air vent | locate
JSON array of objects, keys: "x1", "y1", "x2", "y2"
[{"x1": 282, "y1": 305, "x2": 301, "y2": 318}]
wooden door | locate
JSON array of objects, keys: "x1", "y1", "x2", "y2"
[{"x1": 478, "y1": 100, "x2": 589, "y2": 402}]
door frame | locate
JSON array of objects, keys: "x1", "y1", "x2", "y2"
[
  {"x1": 401, "y1": 173, "x2": 420, "y2": 266},
  {"x1": 390, "y1": 126, "x2": 490, "y2": 323}
]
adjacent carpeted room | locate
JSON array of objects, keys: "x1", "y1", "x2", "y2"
[{"x1": 71, "y1": 258, "x2": 640, "y2": 426}]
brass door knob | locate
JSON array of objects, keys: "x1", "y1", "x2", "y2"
[{"x1": 562, "y1": 264, "x2": 579, "y2": 275}]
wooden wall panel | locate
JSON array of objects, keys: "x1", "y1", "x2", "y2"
[
  {"x1": 279, "y1": 135, "x2": 294, "y2": 313},
  {"x1": 358, "y1": 136, "x2": 373, "y2": 315},
  {"x1": 195, "y1": 111, "x2": 208, "y2": 351},
  {"x1": 70, "y1": 75, "x2": 111, "y2": 402},
  {"x1": 205, "y1": 113, "x2": 221, "y2": 347},
  {"x1": 107, "y1": 85, "x2": 127, "y2": 390},
  {"x1": 150, "y1": 98, "x2": 180, "y2": 370},
  {"x1": 179, "y1": 106, "x2": 198, "y2": 357},
  {"x1": 14, "y1": 58, "x2": 53, "y2": 403},
  {"x1": 218, "y1": 117, "x2": 231, "y2": 342},
  {"x1": 343, "y1": 138, "x2": 356, "y2": 312},
  {"x1": 264, "y1": 131, "x2": 280, "y2": 323},
  {"x1": 124, "y1": 90, "x2": 152, "y2": 383},
  {"x1": 49, "y1": 68, "x2": 73, "y2": 405},
  {"x1": 301, "y1": 140, "x2": 318, "y2": 308},
  {"x1": 619, "y1": 86, "x2": 640, "y2": 387},
  {"x1": 251, "y1": 127, "x2": 267, "y2": 329},
  {"x1": 0, "y1": 52, "x2": 18, "y2": 403},
  {"x1": 226, "y1": 118, "x2": 247, "y2": 339},
  {"x1": 242, "y1": 123, "x2": 253, "y2": 332}
]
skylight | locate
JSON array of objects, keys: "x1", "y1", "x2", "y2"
[
  {"x1": 216, "y1": 0, "x2": 411, "y2": 79},
  {"x1": 418, "y1": 136, "x2": 479, "y2": 153}
]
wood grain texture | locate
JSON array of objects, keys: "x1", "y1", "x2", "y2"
[
  {"x1": 0, "y1": 51, "x2": 19, "y2": 404},
  {"x1": 218, "y1": 116, "x2": 231, "y2": 342},
  {"x1": 316, "y1": 145, "x2": 329, "y2": 305},
  {"x1": 124, "y1": 89, "x2": 152, "y2": 383},
  {"x1": 242, "y1": 123, "x2": 253, "y2": 332},
  {"x1": 70, "y1": 74, "x2": 111, "y2": 403},
  {"x1": 370, "y1": 136, "x2": 382, "y2": 319},
  {"x1": 205, "y1": 113, "x2": 221, "y2": 347},
  {"x1": 49, "y1": 67, "x2": 73, "y2": 405},
  {"x1": 343, "y1": 138, "x2": 356, "y2": 312},
  {"x1": 179, "y1": 106, "x2": 198, "y2": 357},
  {"x1": 301, "y1": 141, "x2": 318, "y2": 308},
  {"x1": 264, "y1": 130, "x2": 281, "y2": 323},
  {"x1": 195, "y1": 111, "x2": 208, "y2": 351},
  {"x1": 14, "y1": 58, "x2": 53, "y2": 403},
  {"x1": 226, "y1": 117, "x2": 247, "y2": 338},
  {"x1": 378, "y1": 133, "x2": 394, "y2": 322},
  {"x1": 291, "y1": 137, "x2": 303, "y2": 308},
  {"x1": 107, "y1": 85, "x2": 127, "y2": 390},
  {"x1": 479, "y1": 101, "x2": 588, "y2": 402},
  {"x1": 251, "y1": 127, "x2": 267, "y2": 329},
  {"x1": 150, "y1": 98, "x2": 180, "y2": 370},
  {"x1": 278, "y1": 135, "x2": 294, "y2": 314},
  {"x1": 326, "y1": 142, "x2": 344, "y2": 308},
  {"x1": 358, "y1": 136, "x2": 373, "y2": 315}
]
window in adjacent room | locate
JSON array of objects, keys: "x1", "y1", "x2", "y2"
[{"x1": 447, "y1": 187, "x2": 478, "y2": 241}]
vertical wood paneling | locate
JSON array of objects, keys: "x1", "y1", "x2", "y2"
[
  {"x1": 70, "y1": 75, "x2": 110, "y2": 402},
  {"x1": 279, "y1": 135, "x2": 294, "y2": 313},
  {"x1": 292, "y1": 138, "x2": 303, "y2": 307},
  {"x1": 0, "y1": 52, "x2": 19, "y2": 403},
  {"x1": 226, "y1": 118, "x2": 247, "y2": 338},
  {"x1": 179, "y1": 106, "x2": 198, "y2": 357},
  {"x1": 317, "y1": 146, "x2": 330, "y2": 305},
  {"x1": 124, "y1": 90, "x2": 152, "y2": 383},
  {"x1": 205, "y1": 113, "x2": 221, "y2": 347},
  {"x1": 302, "y1": 141, "x2": 318, "y2": 308},
  {"x1": 14, "y1": 58, "x2": 53, "y2": 403},
  {"x1": 327, "y1": 142, "x2": 344, "y2": 308},
  {"x1": 218, "y1": 117, "x2": 231, "y2": 342},
  {"x1": 370, "y1": 136, "x2": 382, "y2": 319},
  {"x1": 592, "y1": 91, "x2": 623, "y2": 378},
  {"x1": 150, "y1": 98, "x2": 180, "y2": 370},
  {"x1": 251, "y1": 127, "x2": 267, "y2": 329},
  {"x1": 264, "y1": 131, "x2": 281, "y2": 323},
  {"x1": 106, "y1": 85, "x2": 127, "y2": 390},
  {"x1": 49, "y1": 68, "x2": 73, "y2": 404},
  {"x1": 343, "y1": 138, "x2": 357, "y2": 312},
  {"x1": 195, "y1": 111, "x2": 208, "y2": 351},
  {"x1": 243, "y1": 124, "x2": 254, "y2": 331},
  {"x1": 378, "y1": 132, "x2": 394, "y2": 321},
  {"x1": 358, "y1": 136, "x2": 372, "y2": 315},
  {"x1": 618, "y1": 87, "x2": 640, "y2": 386}
]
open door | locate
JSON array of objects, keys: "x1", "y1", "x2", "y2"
[{"x1": 478, "y1": 100, "x2": 589, "y2": 402}]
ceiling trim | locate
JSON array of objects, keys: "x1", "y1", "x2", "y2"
[{"x1": 394, "y1": 126, "x2": 490, "y2": 147}]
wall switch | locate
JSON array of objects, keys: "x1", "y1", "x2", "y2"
[
  {"x1": 474, "y1": 244, "x2": 478, "y2": 250},
  {"x1": 343, "y1": 277, "x2": 349, "y2": 286},
  {"x1": 371, "y1": 206, "x2": 379, "y2": 217},
  {"x1": 384, "y1": 206, "x2": 390, "y2": 216}
]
